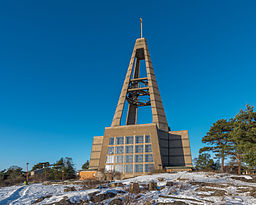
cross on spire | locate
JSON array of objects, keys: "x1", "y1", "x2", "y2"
[{"x1": 140, "y1": 18, "x2": 143, "y2": 38}]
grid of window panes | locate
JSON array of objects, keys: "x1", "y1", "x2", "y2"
[{"x1": 105, "y1": 135, "x2": 154, "y2": 173}]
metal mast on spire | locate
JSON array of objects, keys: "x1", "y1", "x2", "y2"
[{"x1": 140, "y1": 18, "x2": 143, "y2": 38}]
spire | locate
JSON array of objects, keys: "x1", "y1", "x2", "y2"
[{"x1": 111, "y1": 37, "x2": 169, "y2": 132}]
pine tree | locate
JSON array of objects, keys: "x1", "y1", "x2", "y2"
[
  {"x1": 50, "y1": 157, "x2": 76, "y2": 180},
  {"x1": 227, "y1": 118, "x2": 244, "y2": 175},
  {"x1": 231, "y1": 104, "x2": 256, "y2": 173},
  {"x1": 52, "y1": 158, "x2": 64, "y2": 180},
  {"x1": 0, "y1": 169, "x2": 6, "y2": 180},
  {"x1": 64, "y1": 157, "x2": 76, "y2": 179},
  {"x1": 32, "y1": 162, "x2": 50, "y2": 171},
  {"x1": 200, "y1": 119, "x2": 233, "y2": 172},
  {"x1": 195, "y1": 153, "x2": 216, "y2": 171},
  {"x1": 82, "y1": 160, "x2": 89, "y2": 170}
]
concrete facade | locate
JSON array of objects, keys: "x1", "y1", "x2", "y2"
[
  {"x1": 89, "y1": 136, "x2": 103, "y2": 170},
  {"x1": 98, "y1": 124, "x2": 162, "y2": 178},
  {"x1": 88, "y1": 37, "x2": 192, "y2": 177}
]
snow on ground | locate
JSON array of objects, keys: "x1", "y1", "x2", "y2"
[
  {"x1": 0, "y1": 183, "x2": 70, "y2": 205},
  {"x1": 120, "y1": 171, "x2": 256, "y2": 187},
  {"x1": 0, "y1": 185, "x2": 24, "y2": 204},
  {"x1": 0, "y1": 172, "x2": 256, "y2": 205},
  {"x1": 41, "y1": 188, "x2": 98, "y2": 205}
]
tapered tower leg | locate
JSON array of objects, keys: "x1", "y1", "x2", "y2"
[
  {"x1": 126, "y1": 58, "x2": 140, "y2": 125},
  {"x1": 111, "y1": 46, "x2": 136, "y2": 127},
  {"x1": 143, "y1": 40, "x2": 169, "y2": 132}
]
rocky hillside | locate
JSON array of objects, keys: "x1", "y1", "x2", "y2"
[{"x1": 1, "y1": 172, "x2": 256, "y2": 204}]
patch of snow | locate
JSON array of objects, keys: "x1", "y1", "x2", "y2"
[
  {"x1": 231, "y1": 175, "x2": 253, "y2": 180},
  {"x1": 41, "y1": 188, "x2": 98, "y2": 204}
]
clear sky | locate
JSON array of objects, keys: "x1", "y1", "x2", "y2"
[{"x1": 0, "y1": 0, "x2": 256, "y2": 171}]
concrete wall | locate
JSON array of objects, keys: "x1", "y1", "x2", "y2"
[
  {"x1": 169, "y1": 130, "x2": 192, "y2": 167},
  {"x1": 158, "y1": 130, "x2": 192, "y2": 167},
  {"x1": 89, "y1": 136, "x2": 103, "y2": 170}
]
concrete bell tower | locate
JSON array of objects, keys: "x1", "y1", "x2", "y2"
[{"x1": 88, "y1": 20, "x2": 192, "y2": 177}]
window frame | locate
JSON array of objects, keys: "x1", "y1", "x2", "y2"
[
  {"x1": 145, "y1": 154, "x2": 153, "y2": 162},
  {"x1": 126, "y1": 136, "x2": 134, "y2": 144},
  {"x1": 125, "y1": 164, "x2": 133, "y2": 173},
  {"x1": 135, "y1": 164, "x2": 143, "y2": 173},
  {"x1": 108, "y1": 147, "x2": 114, "y2": 154},
  {"x1": 116, "y1": 136, "x2": 124, "y2": 145},
  {"x1": 125, "y1": 145, "x2": 134, "y2": 153},
  {"x1": 106, "y1": 155, "x2": 114, "y2": 163},
  {"x1": 135, "y1": 154, "x2": 144, "y2": 162},
  {"x1": 115, "y1": 155, "x2": 123, "y2": 163},
  {"x1": 125, "y1": 155, "x2": 133, "y2": 163},
  {"x1": 145, "y1": 164, "x2": 154, "y2": 172},
  {"x1": 109, "y1": 137, "x2": 115, "y2": 145},
  {"x1": 115, "y1": 146, "x2": 124, "y2": 154},
  {"x1": 145, "y1": 135, "x2": 151, "y2": 143},
  {"x1": 135, "y1": 145, "x2": 144, "y2": 153},
  {"x1": 145, "y1": 144, "x2": 152, "y2": 152},
  {"x1": 135, "y1": 135, "x2": 144, "y2": 144},
  {"x1": 115, "y1": 165, "x2": 123, "y2": 173}
]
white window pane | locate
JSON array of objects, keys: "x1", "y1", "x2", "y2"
[
  {"x1": 105, "y1": 165, "x2": 114, "y2": 172},
  {"x1": 108, "y1": 147, "x2": 114, "y2": 154},
  {"x1": 115, "y1": 165, "x2": 123, "y2": 173},
  {"x1": 115, "y1": 155, "x2": 123, "y2": 163},
  {"x1": 106, "y1": 155, "x2": 114, "y2": 163}
]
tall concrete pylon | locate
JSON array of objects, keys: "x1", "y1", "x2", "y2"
[{"x1": 111, "y1": 38, "x2": 169, "y2": 132}]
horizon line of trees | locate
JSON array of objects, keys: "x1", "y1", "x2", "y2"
[
  {"x1": 30, "y1": 157, "x2": 76, "y2": 181},
  {"x1": 195, "y1": 104, "x2": 256, "y2": 174},
  {"x1": 0, "y1": 157, "x2": 90, "y2": 187}
]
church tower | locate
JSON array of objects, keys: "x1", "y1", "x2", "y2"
[{"x1": 89, "y1": 20, "x2": 192, "y2": 177}]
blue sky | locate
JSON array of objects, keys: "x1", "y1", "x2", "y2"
[{"x1": 0, "y1": 0, "x2": 256, "y2": 171}]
